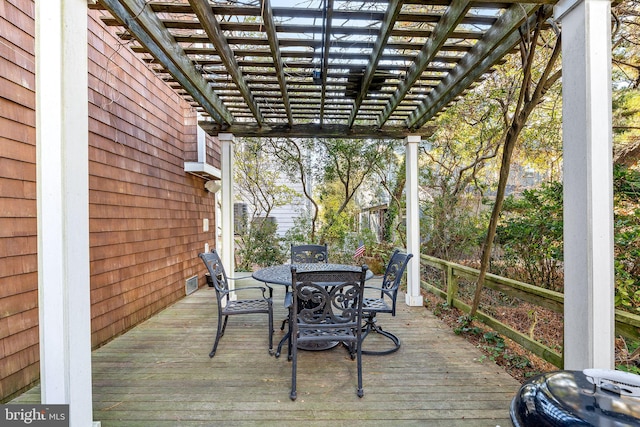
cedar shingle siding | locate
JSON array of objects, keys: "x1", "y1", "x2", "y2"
[{"x1": 0, "y1": 2, "x2": 217, "y2": 400}]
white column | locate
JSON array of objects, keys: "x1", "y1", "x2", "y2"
[
  {"x1": 405, "y1": 135, "x2": 423, "y2": 306},
  {"x1": 219, "y1": 133, "x2": 236, "y2": 280},
  {"x1": 36, "y1": 1, "x2": 98, "y2": 425},
  {"x1": 555, "y1": 0, "x2": 614, "y2": 370},
  {"x1": 197, "y1": 125, "x2": 206, "y2": 163}
]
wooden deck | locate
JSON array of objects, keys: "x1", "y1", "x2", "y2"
[{"x1": 13, "y1": 280, "x2": 521, "y2": 426}]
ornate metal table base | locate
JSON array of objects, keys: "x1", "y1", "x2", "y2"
[{"x1": 298, "y1": 341, "x2": 340, "y2": 351}]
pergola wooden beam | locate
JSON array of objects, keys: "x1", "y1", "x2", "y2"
[
  {"x1": 199, "y1": 122, "x2": 435, "y2": 139},
  {"x1": 407, "y1": 4, "x2": 545, "y2": 129},
  {"x1": 347, "y1": 0, "x2": 405, "y2": 127},
  {"x1": 262, "y1": 0, "x2": 293, "y2": 126},
  {"x1": 105, "y1": 20, "x2": 485, "y2": 42},
  {"x1": 379, "y1": 0, "x2": 472, "y2": 127},
  {"x1": 126, "y1": 3, "x2": 503, "y2": 24},
  {"x1": 319, "y1": 0, "x2": 334, "y2": 127},
  {"x1": 99, "y1": 0, "x2": 233, "y2": 125},
  {"x1": 188, "y1": 0, "x2": 264, "y2": 126}
]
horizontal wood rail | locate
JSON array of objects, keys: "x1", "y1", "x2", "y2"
[{"x1": 419, "y1": 254, "x2": 640, "y2": 369}]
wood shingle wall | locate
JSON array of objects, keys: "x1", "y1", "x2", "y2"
[
  {"x1": 0, "y1": 0, "x2": 38, "y2": 403},
  {"x1": 0, "y1": 2, "x2": 218, "y2": 401}
]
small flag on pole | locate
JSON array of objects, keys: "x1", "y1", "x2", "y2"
[{"x1": 354, "y1": 241, "x2": 365, "y2": 259}]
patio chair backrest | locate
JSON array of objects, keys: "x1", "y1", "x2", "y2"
[
  {"x1": 199, "y1": 249, "x2": 230, "y2": 294},
  {"x1": 291, "y1": 243, "x2": 328, "y2": 264},
  {"x1": 291, "y1": 267, "x2": 366, "y2": 328},
  {"x1": 380, "y1": 250, "x2": 413, "y2": 314}
]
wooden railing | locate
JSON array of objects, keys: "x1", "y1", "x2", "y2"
[{"x1": 419, "y1": 254, "x2": 640, "y2": 369}]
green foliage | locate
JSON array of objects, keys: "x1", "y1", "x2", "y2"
[
  {"x1": 616, "y1": 337, "x2": 640, "y2": 374},
  {"x1": 480, "y1": 331, "x2": 506, "y2": 361},
  {"x1": 422, "y1": 190, "x2": 487, "y2": 261},
  {"x1": 494, "y1": 168, "x2": 640, "y2": 311},
  {"x1": 382, "y1": 156, "x2": 406, "y2": 245},
  {"x1": 316, "y1": 138, "x2": 394, "y2": 244},
  {"x1": 453, "y1": 315, "x2": 481, "y2": 335},
  {"x1": 496, "y1": 182, "x2": 564, "y2": 290},
  {"x1": 613, "y1": 165, "x2": 640, "y2": 311},
  {"x1": 283, "y1": 214, "x2": 314, "y2": 247},
  {"x1": 317, "y1": 180, "x2": 357, "y2": 245},
  {"x1": 613, "y1": 89, "x2": 640, "y2": 147},
  {"x1": 236, "y1": 219, "x2": 286, "y2": 270},
  {"x1": 432, "y1": 301, "x2": 450, "y2": 317},
  {"x1": 617, "y1": 364, "x2": 640, "y2": 375}
]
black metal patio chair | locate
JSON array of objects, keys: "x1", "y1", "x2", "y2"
[
  {"x1": 199, "y1": 250, "x2": 273, "y2": 358},
  {"x1": 289, "y1": 265, "x2": 368, "y2": 400},
  {"x1": 276, "y1": 243, "x2": 330, "y2": 357},
  {"x1": 290, "y1": 243, "x2": 328, "y2": 263},
  {"x1": 361, "y1": 250, "x2": 413, "y2": 355}
]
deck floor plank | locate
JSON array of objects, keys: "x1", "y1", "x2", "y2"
[{"x1": 12, "y1": 281, "x2": 521, "y2": 426}]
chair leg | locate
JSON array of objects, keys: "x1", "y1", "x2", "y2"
[
  {"x1": 268, "y1": 303, "x2": 274, "y2": 355},
  {"x1": 209, "y1": 313, "x2": 228, "y2": 358},
  {"x1": 356, "y1": 342, "x2": 364, "y2": 398},
  {"x1": 275, "y1": 305, "x2": 293, "y2": 358},
  {"x1": 275, "y1": 331, "x2": 289, "y2": 358},
  {"x1": 290, "y1": 339, "x2": 298, "y2": 400},
  {"x1": 287, "y1": 308, "x2": 293, "y2": 361}
]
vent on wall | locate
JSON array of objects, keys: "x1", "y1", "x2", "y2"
[{"x1": 185, "y1": 275, "x2": 198, "y2": 295}]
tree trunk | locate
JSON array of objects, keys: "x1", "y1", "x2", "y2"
[{"x1": 470, "y1": 12, "x2": 561, "y2": 316}]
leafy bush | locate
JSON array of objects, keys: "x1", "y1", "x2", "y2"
[
  {"x1": 495, "y1": 169, "x2": 640, "y2": 312},
  {"x1": 236, "y1": 219, "x2": 286, "y2": 270},
  {"x1": 613, "y1": 165, "x2": 640, "y2": 312},
  {"x1": 422, "y1": 192, "x2": 487, "y2": 261},
  {"x1": 496, "y1": 182, "x2": 564, "y2": 291}
]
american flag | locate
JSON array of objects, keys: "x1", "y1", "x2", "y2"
[{"x1": 353, "y1": 241, "x2": 365, "y2": 259}]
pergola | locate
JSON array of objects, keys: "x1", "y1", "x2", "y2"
[{"x1": 39, "y1": 0, "x2": 613, "y2": 425}]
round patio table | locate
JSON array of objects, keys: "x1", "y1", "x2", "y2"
[
  {"x1": 252, "y1": 262, "x2": 373, "y2": 285},
  {"x1": 253, "y1": 263, "x2": 373, "y2": 354}
]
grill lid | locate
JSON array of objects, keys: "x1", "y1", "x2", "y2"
[{"x1": 510, "y1": 370, "x2": 640, "y2": 427}]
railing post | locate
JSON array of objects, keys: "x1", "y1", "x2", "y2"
[{"x1": 446, "y1": 263, "x2": 458, "y2": 307}]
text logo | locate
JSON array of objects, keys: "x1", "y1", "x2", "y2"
[{"x1": 0, "y1": 405, "x2": 69, "y2": 426}]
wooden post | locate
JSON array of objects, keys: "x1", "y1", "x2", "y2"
[
  {"x1": 405, "y1": 135, "x2": 423, "y2": 307},
  {"x1": 219, "y1": 133, "x2": 236, "y2": 287},
  {"x1": 36, "y1": 1, "x2": 98, "y2": 425},
  {"x1": 555, "y1": 0, "x2": 615, "y2": 369},
  {"x1": 446, "y1": 264, "x2": 458, "y2": 307}
]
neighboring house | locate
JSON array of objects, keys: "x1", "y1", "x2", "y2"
[
  {"x1": 236, "y1": 146, "x2": 311, "y2": 238},
  {"x1": 260, "y1": 178, "x2": 308, "y2": 238},
  {"x1": 358, "y1": 204, "x2": 388, "y2": 242},
  {"x1": 0, "y1": 2, "x2": 217, "y2": 400}
]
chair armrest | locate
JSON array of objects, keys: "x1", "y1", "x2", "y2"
[
  {"x1": 227, "y1": 275, "x2": 252, "y2": 282},
  {"x1": 224, "y1": 286, "x2": 272, "y2": 300},
  {"x1": 228, "y1": 275, "x2": 273, "y2": 298}
]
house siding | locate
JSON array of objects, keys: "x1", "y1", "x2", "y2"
[
  {"x1": 0, "y1": 2, "x2": 218, "y2": 401},
  {"x1": 0, "y1": 0, "x2": 38, "y2": 402}
]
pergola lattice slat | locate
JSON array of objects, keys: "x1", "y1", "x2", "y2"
[{"x1": 189, "y1": 0, "x2": 264, "y2": 126}]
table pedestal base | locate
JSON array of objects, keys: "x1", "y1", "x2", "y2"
[{"x1": 298, "y1": 341, "x2": 340, "y2": 351}]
